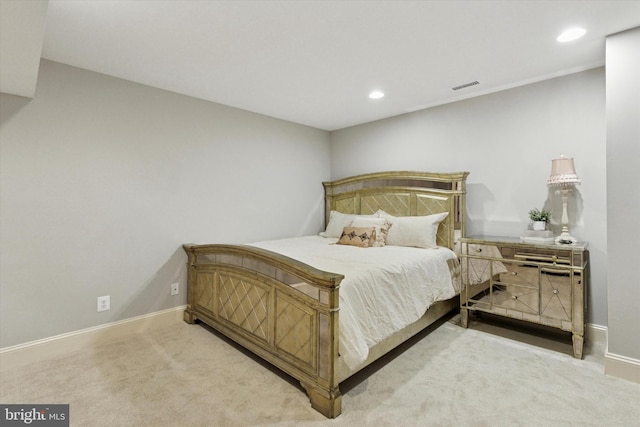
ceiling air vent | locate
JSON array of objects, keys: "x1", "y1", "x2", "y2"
[{"x1": 451, "y1": 81, "x2": 479, "y2": 91}]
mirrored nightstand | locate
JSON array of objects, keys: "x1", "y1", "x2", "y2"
[{"x1": 459, "y1": 235, "x2": 589, "y2": 359}]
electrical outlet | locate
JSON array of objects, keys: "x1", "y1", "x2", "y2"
[
  {"x1": 170, "y1": 282, "x2": 179, "y2": 296},
  {"x1": 97, "y1": 295, "x2": 110, "y2": 312}
]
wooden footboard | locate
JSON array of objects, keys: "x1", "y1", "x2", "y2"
[{"x1": 183, "y1": 244, "x2": 345, "y2": 418}]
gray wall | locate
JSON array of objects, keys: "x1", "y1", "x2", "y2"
[
  {"x1": 2, "y1": 54, "x2": 632, "y2": 360},
  {"x1": 606, "y1": 27, "x2": 640, "y2": 360},
  {"x1": 0, "y1": 60, "x2": 331, "y2": 348},
  {"x1": 331, "y1": 68, "x2": 608, "y2": 327}
]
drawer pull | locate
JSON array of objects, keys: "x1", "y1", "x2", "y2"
[
  {"x1": 553, "y1": 289, "x2": 559, "y2": 295},
  {"x1": 514, "y1": 253, "x2": 571, "y2": 265},
  {"x1": 542, "y1": 267, "x2": 568, "y2": 275}
]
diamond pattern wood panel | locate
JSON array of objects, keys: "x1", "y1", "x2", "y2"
[
  {"x1": 276, "y1": 295, "x2": 315, "y2": 368},
  {"x1": 361, "y1": 194, "x2": 410, "y2": 216},
  {"x1": 195, "y1": 273, "x2": 216, "y2": 314},
  {"x1": 335, "y1": 197, "x2": 356, "y2": 214},
  {"x1": 218, "y1": 273, "x2": 270, "y2": 343}
]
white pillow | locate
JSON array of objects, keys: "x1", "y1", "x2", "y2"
[
  {"x1": 350, "y1": 217, "x2": 391, "y2": 247},
  {"x1": 320, "y1": 211, "x2": 377, "y2": 238},
  {"x1": 378, "y1": 211, "x2": 449, "y2": 249}
]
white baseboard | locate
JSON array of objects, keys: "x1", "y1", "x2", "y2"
[
  {"x1": 586, "y1": 322, "x2": 607, "y2": 347},
  {"x1": 587, "y1": 322, "x2": 640, "y2": 384},
  {"x1": 0, "y1": 305, "x2": 187, "y2": 371},
  {"x1": 604, "y1": 352, "x2": 640, "y2": 384}
]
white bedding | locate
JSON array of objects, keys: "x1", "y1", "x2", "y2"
[{"x1": 249, "y1": 235, "x2": 458, "y2": 370}]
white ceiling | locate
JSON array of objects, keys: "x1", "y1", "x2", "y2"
[{"x1": 3, "y1": 1, "x2": 640, "y2": 130}]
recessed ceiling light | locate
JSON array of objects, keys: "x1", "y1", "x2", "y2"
[
  {"x1": 557, "y1": 28, "x2": 586, "y2": 43},
  {"x1": 369, "y1": 90, "x2": 385, "y2": 99}
]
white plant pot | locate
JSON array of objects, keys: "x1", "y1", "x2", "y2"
[{"x1": 533, "y1": 221, "x2": 546, "y2": 231}]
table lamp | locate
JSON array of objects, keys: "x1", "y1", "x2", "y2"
[{"x1": 547, "y1": 155, "x2": 580, "y2": 244}]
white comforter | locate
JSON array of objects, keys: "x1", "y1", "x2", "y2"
[{"x1": 249, "y1": 235, "x2": 458, "y2": 370}]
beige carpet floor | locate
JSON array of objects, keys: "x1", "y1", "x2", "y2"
[{"x1": 1, "y1": 313, "x2": 639, "y2": 427}]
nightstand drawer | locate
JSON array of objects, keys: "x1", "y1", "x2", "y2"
[
  {"x1": 514, "y1": 252, "x2": 571, "y2": 266},
  {"x1": 469, "y1": 262, "x2": 540, "y2": 316}
]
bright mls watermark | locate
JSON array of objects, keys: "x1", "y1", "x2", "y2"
[{"x1": 1, "y1": 405, "x2": 69, "y2": 426}]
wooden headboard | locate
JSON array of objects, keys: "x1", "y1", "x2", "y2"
[{"x1": 323, "y1": 171, "x2": 469, "y2": 250}]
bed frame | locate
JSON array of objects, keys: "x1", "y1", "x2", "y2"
[{"x1": 182, "y1": 171, "x2": 469, "y2": 418}]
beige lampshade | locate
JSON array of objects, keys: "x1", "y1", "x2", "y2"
[{"x1": 547, "y1": 155, "x2": 580, "y2": 186}]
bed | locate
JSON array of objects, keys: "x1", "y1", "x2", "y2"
[{"x1": 182, "y1": 171, "x2": 469, "y2": 418}]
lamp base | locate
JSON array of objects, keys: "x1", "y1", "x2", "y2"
[{"x1": 555, "y1": 232, "x2": 577, "y2": 244}]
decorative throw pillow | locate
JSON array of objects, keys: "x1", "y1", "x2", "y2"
[
  {"x1": 378, "y1": 211, "x2": 449, "y2": 249},
  {"x1": 350, "y1": 217, "x2": 391, "y2": 247},
  {"x1": 337, "y1": 226, "x2": 376, "y2": 247},
  {"x1": 320, "y1": 211, "x2": 376, "y2": 238}
]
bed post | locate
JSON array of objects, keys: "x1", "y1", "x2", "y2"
[
  {"x1": 183, "y1": 245, "x2": 197, "y2": 324},
  {"x1": 302, "y1": 383, "x2": 342, "y2": 418},
  {"x1": 306, "y1": 264, "x2": 342, "y2": 417}
]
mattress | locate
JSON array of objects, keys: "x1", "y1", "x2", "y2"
[{"x1": 249, "y1": 235, "x2": 459, "y2": 370}]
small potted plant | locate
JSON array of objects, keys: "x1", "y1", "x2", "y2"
[{"x1": 528, "y1": 208, "x2": 551, "y2": 231}]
